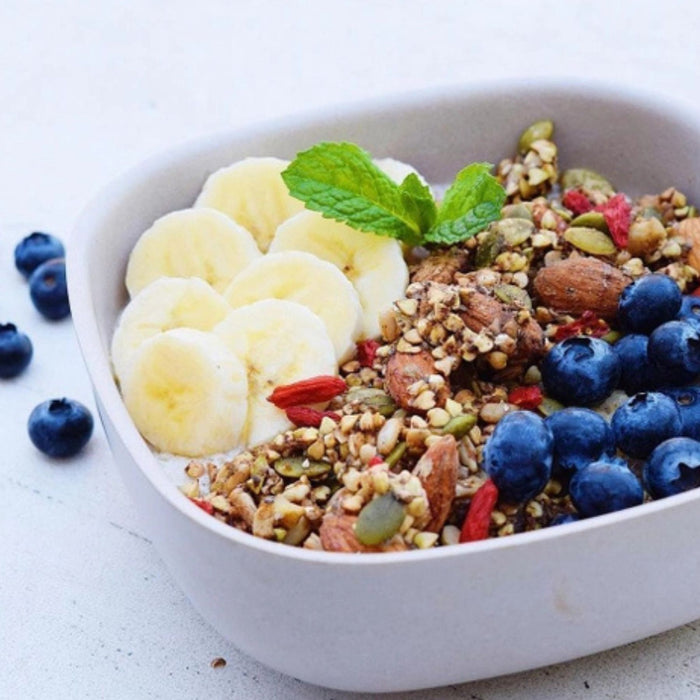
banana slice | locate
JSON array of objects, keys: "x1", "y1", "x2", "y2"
[
  {"x1": 223, "y1": 251, "x2": 363, "y2": 362},
  {"x1": 125, "y1": 208, "x2": 261, "y2": 297},
  {"x1": 111, "y1": 277, "x2": 230, "y2": 383},
  {"x1": 215, "y1": 299, "x2": 337, "y2": 446},
  {"x1": 269, "y1": 211, "x2": 408, "y2": 339},
  {"x1": 374, "y1": 157, "x2": 431, "y2": 190},
  {"x1": 194, "y1": 157, "x2": 305, "y2": 253},
  {"x1": 120, "y1": 328, "x2": 248, "y2": 457}
]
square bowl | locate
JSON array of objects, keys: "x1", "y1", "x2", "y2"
[{"x1": 69, "y1": 80, "x2": 700, "y2": 692}]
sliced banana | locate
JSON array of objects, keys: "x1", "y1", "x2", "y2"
[
  {"x1": 215, "y1": 299, "x2": 337, "y2": 447},
  {"x1": 269, "y1": 211, "x2": 408, "y2": 339},
  {"x1": 125, "y1": 207, "x2": 261, "y2": 297},
  {"x1": 111, "y1": 277, "x2": 230, "y2": 384},
  {"x1": 223, "y1": 251, "x2": 363, "y2": 362},
  {"x1": 194, "y1": 157, "x2": 305, "y2": 253},
  {"x1": 120, "y1": 328, "x2": 248, "y2": 457},
  {"x1": 374, "y1": 157, "x2": 432, "y2": 190}
]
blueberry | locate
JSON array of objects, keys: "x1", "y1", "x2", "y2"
[
  {"x1": 647, "y1": 320, "x2": 700, "y2": 385},
  {"x1": 643, "y1": 437, "x2": 700, "y2": 499},
  {"x1": 611, "y1": 391, "x2": 682, "y2": 459},
  {"x1": 0, "y1": 323, "x2": 33, "y2": 378},
  {"x1": 28, "y1": 398, "x2": 94, "y2": 458},
  {"x1": 482, "y1": 411, "x2": 553, "y2": 503},
  {"x1": 550, "y1": 513, "x2": 580, "y2": 526},
  {"x1": 14, "y1": 231, "x2": 65, "y2": 279},
  {"x1": 569, "y1": 457, "x2": 644, "y2": 517},
  {"x1": 612, "y1": 334, "x2": 662, "y2": 394},
  {"x1": 660, "y1": 386, "x2": 700, "y2": 440},
  {"x1": 617, "y1": 273, "x2": 682, "y2": 334},
  {"x1": 540, "y1": 336, "x2": 620, "y2": 406},
  {"x1": 29, "y1": 258, "x2": 70, "y2": 320},
  {"x1": 677, "y1": 294, "x2": 700, "y2": 331},
  {"x1": 545, "y1": 407, "x2": 615, "y2": 474}
]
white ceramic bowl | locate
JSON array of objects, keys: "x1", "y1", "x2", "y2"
[{"x1": 69, "y1": 81, "x2": 700, "y2": 693}]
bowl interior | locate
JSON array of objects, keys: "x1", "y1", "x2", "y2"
[{"x1": 71, "y1": 80, "x2": 700, "y2": 549}]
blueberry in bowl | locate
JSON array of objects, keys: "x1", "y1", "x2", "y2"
[
  {"x1": 644, "y1": 436, "x2": 700, "y2": 499},
  {"x1": 611, "y1": 391, "x2": 682, "y2": 459},
  {"x1": 660, "y1": 385, "x2": 700, "y2": 440},
  {"x1": 540, "y1": 336, "x2": 620, "y2": 406},
  {"x1": 677, "y1": 294, "x2": 700, "y2": 331},
  {"x1": 617, "y1": 272, "x2": 682, "y2": 334},
  {"x1": 647, "y1": 320, "x2": 700, "y2": 385},
  {"x1": 569, "y1": 457, "x2": 644, "y2": 518},
  {"x1": 545, "y1": 407, "x2": 615, "y2": 474},
  {"x1": 612, "y1": 333, "x2": 663, "y2": 394},
  {"x1": 482, "y1": 410, "x2": 553, "y2": 503}
]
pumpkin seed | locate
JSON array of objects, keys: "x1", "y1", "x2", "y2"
[
  {"x1": 561, "y1": 168, "x2": 615, "y2": 197},
  {"x1": 502, "y1": 203, "x2": 533, "y2": 221},
  {"x1": 492, "y1": 218, "x2": 535, "y2": 247},
  {"x1": 273, "y1": 456, "x2": 331, "y2": 479},
  {"x1": 441, "y1": 413, "x2": 477, "y2": 438},
  {"x1": 537, "y1": 397, "x2": 564, "y2": 417},
  {"x1": 346, "y1": 387, "x2": 397, "y2": 417},
  {"x1": 518, "y1": 119, "x2": 554, "y2": 154},
  {"x1": 385, "y1": 441, "x2": 407, "y2": 468},
  {"x1": 564, "y1": 226, "x2": 617, "y2": 255},
  {"x1": 354, "y1": 493, "x2": 406, "y2": 545},
  {"x1": 475, "y1": 230, "x2": 504, "y2": 268},
  {"x1": 601, "y1": 330, "x2": 622, "y2": 344},
  {"x1": 570, "y1": 211, "x2": 608, "y2": 232},
  {"x1": 494, "y1": 283, "x2": 533, "y2": 310}
]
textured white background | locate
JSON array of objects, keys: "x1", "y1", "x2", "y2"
[{"x1": 2, "y1": 1, "x2": 700, "y2": 698}]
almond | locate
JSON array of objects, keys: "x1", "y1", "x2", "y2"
[
  {"x1": 412, "y1": 434, "x2": 458, "y2": 533},
  {"x1": 319, "y1": 512, "x2": 408, "y2": 553},
  {"x1": 385, "y1": 350, "x2": 449, "y2": 411},
  {"x1": 533, "y1": 257, "x2": 631, "y2": 320}
]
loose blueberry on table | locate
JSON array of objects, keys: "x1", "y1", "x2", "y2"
[
  {"x1": 14, "y1": 231, "x2": 65, "y2": 278},
  {"x1": 0, "y1": 323, "x2": 33, "y2": 378},
  {"x1": 29, "y1": 258, "x2": 70, "y2": 320},
  {"x1": 27, "y1": 398, "x2": 94, "y2": 458}
]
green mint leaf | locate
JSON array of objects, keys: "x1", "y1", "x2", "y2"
[
  {"x1": 398, "y1": 173, "x2": 437, "y2": 233},
  {"x1": 424, "y1": 162, "x2": 506, "y2": 245},
  {"x1": 281, "y1": 142, "x2": 425, "y2": 245}
]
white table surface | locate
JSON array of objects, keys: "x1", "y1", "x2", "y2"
[{"x1": 3, "y1": 1, "x2": 700, "y2": 697}]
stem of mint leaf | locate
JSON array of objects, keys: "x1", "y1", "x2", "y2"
[{"x1": 282, "y1": 144, "x2": 505, "y2": 248}]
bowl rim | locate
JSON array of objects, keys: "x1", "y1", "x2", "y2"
[{"x1": 68, "y1": 77, "x2": 700, "y2": 566}]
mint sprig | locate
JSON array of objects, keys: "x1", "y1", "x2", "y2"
[{"x1": 281, "y1": 142, "x2": 505, "y2": 247}]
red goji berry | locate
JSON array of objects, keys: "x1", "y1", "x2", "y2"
[
  {"x1": 460, "y1": 479, "x2": 499, "y2": 543},
  {"x1": 562, "y1": 189, "x2": 593, "y2": 216},
  {"x1": 285, "y1": 405, "x2": 341, "y2": 428},
  {"x1": 368, "y1": 455, "x2": 385, "y2": 466},
  {"x1": 267, "y1": 375, "x2": 347, "y2": 408},
  {"x1": 554, "y1": 310, "x2": 610, "y2": 342},
  {"x1": 594, "y1": 193, "x2": 631, "y2": 249},
  {"x1": 357, "y1": 339, "x2": 381, "y2": 367},
  {"x1": 508, "y1": 385, "x2": 543, "y2": 410},
  {"x1": 190, "y1": 498, "x2": 214, "y2": 515}
]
